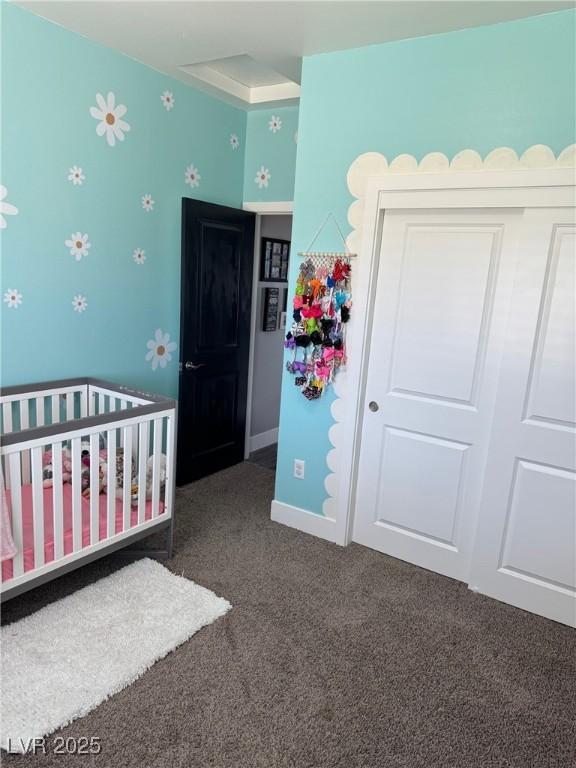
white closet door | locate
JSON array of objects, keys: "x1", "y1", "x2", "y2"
[
  {"x1": 353, "y1": 207, "x2": 523, "y2": 582},
  {"x1": 470, "y1": 209, "x2": 576, "y2": 626}
]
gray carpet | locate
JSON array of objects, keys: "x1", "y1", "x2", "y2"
[{"x1": 2, "y1": 462, "x2": 575, "y2": 768}]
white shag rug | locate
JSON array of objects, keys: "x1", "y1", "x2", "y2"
[{"x1": 1, "y1": 559, "x2": 231, "y2": 752}]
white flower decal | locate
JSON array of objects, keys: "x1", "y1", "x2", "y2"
[
  {"x1": 254, "y1": 166, "x2": 271, "y2": 189},
  {"x1": 230, "y1": 134, "x2": 239, "y2": 150},
  {"x1": 0, "y1": 186, "x2": 18, "y2": 229},
  {"x1": 89, "y1": 92, "x2": 130, "y2": 147},
  {"x1": 65, "y1": 232, "x2": 91, "y2": 261},
  {"x1": 161, "y1": 90, "x2": 175, "y2": 111},
  {"x1": 142, "y1": 194, "x2": 154, "y2": 212},
  {"x1": 72, "y1": 295, "x2": 88, "y2": 313},
  {"x1": 184, "y1": 165, "x2": 201, "y2": 188},
  {"x1": 3, "y1": 289, "x2": 23, "y2": 309},
  {"x1": 68, "y1": 166, "x2": 85, "y2": 186},
  {"x1": 133, "y1": 248, "x2": 146, "y2": 265},
  {"x1": 269, "y1": 115, "x2": 282, "y2": 133},
  {"x1": 146, "y1": 329, "x2": 177, "y2": 370}
]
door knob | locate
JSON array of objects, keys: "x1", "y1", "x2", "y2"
[
  {"x1": 185, "y1": 361, "x2": 206, "y2": 370},
  {"x1": 368, "y1": 401, "x2": 379, "y2": 412}
]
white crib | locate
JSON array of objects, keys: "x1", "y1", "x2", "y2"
[{"x1": 0, "y1": 378, "x2": 177, "y2": 600}]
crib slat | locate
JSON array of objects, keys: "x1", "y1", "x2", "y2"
[
  {"x1": 65, "y1": 394, "x2": 74, "y2": 422},
  {"x1": 89, "y1": 433, "x2": 99, "y2": 545},
  {"x1": 19, "y1": 400, "x2": 30, "y2": 432},
  {"x1": 71, "y1": 437, "x2": 82, "y2": 552},
  {"x1": 51, "y1": 395, "x2": 60, "y2": 424},
  {"x1": 119, "y1": 401, "x2": 127, "y2": 449},
  {"x1": 137, "y1": 421, "x2": 149, "y2": 524},
  {"x1": 8, "y1": 453, "x2": 24, "y2": 578},
  {"x1": 1, "y1": 457, "x2": 9, "y2": 493},
  {"x1": 2, "y1": 402, "x2": 13, "y2": 434},
  {"x1": 3, "y1": 405, "x2": 12, "y2": 490},
  {"x1": 164, "y1": 415, "x2": 175, "y2": 518},
  {"x1": 122, "y1": 427, "x2": 133, "y2": 531},
  {"x1": 19, "y1": 402, "x2": 31, "y2": 485},
  {"x1": 36, "y1": 397, "x2": 45, "y2": 427},
  {"x1": 80, "y1": 389, "x2": 88, "y2": 418},
  {"x1": 98, "y1": 393, "x2": 105, "y2": 415},
  {"x1": 151, "y1": 418, "x2": 162, "y2": 518},
  {"x1": 106, "y1": 429, "x2": 116, "y2": 538},
  {"x1": 132, "y1": 419, "x2": 139, "y2": 466},
  {"x1": 52, "y1": 442, "x2": 64, "y2": 560},
  {"x1": 31, "y1": 447, "x2": 45, "y2": 569}
]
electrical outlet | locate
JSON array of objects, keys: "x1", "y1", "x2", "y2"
[{"x1": 293, "y1": 459, "x2": 305, "y2": 479}]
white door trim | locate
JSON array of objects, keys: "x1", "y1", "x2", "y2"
[
  {"x1": 336, "y1": 167, "x2": 575, "y2": 547},
  {"x1": 243, "y1": 203, "x2": 293, "y2": 460},
  {"x1": 243, "y1": 201, "x2": 294, "y2": 214}
]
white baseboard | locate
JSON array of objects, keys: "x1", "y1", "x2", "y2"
[
  {"x1": 270, "y1": 500, "x2": 340, "y2": 544},
  {"x1": 250, "y1": 428, "x2": 278, "y2": 453}
]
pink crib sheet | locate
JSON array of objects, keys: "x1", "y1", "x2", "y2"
[{"x1": 1, "y1": 483, "x2": 165, "y2": 581}]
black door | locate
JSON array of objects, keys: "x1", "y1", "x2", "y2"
[{"x1": 177, "y1": 198, "x2": 255, "y2": 485}]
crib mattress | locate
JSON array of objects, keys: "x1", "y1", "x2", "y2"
[{"x1": 1, "y1": 483, "x2": 165, "y2": 581}]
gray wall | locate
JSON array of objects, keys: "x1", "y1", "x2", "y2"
[{"x1": 251, "y1": 215, "x2": 293, "y2": 440}]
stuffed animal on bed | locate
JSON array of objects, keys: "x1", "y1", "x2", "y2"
[
  {"x1": 42, "y1": 442, "x2": 107, "y2": 495},
  {"x1": 113, "y1": 447, "x2": 136, "y2": 499},
  {"x1": 42, "y1": 448, "x2": 72, "y2": 487},
  {"x1": 130, "y1": 454, "x2": 167, "y2": 506}
]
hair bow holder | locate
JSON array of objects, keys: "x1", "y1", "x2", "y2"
[{"x1": 285, "y1": 212, "x2": 354, "y2": 401}]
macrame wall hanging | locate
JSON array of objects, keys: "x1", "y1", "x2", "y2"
[{"x1": 285, "y1": 213, "x2": 356, "y2": 400}]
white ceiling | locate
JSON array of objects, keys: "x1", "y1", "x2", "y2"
[{"x1": 14, "y1": 0, "x2": 573, "y2": 108}]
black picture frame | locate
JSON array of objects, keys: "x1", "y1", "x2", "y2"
[
  {"x1": 260, "y1": 237, "x2": 290, "y2": 283},
  {"x1": 262, "y1": 287, "x2": 280, "y2": 332}
]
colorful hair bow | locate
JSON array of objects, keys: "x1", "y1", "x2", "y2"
[
  {"x1": 301, "y1": 304, "x2": 322, "y2": 319},
  {"x1": 332, "y1": 259, "x2": 351, "y2": 282},
  {"x1": 315, "y1": 363, "x2": 331, "y2": 379},
  {"x1": 322, "y1": 347, "x2": 344, "y2": 363},
  {"x1": 334, "y1": 291, "x2": 348, "y2": 309},
  {"x1": 309, "y1": 279, "x2": 322, "y2": 299}
]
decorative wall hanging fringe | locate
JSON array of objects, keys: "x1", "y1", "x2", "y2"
[{"x1": 286, "y1": 213, "x2": 353, "y2": 400}]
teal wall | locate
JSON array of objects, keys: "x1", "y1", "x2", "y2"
[
  {"x1": 243, "y1": 106, "x2": 299, "y2": 202},
  {"x1": 1, "y1": 3, "x2": 247, "y2": 395},
  {"x1": 275, "y1": 10, "x2": 576, "y2": 515}
]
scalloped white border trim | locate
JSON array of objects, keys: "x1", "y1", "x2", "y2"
[{"x1": 322, "y1": 143, "x2": 575, "y2": 520}]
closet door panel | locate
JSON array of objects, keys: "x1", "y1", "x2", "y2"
[
  {"x1": 471, "y1": 210, "x2": 576, "y2": 626},
  {"x1": 353, "y1": 208, "x2": 523, "y2": 582}
]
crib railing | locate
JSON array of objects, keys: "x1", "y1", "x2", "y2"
[
  {"x1": 1, "y1": 382, "x2": 87, "y2": 485},
  {"x1": 1, "y1": 380, "x2": 154, "y2": 439},
  {"x1": 0, "y1": 378, "x2": 176, "y2": 596}
]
